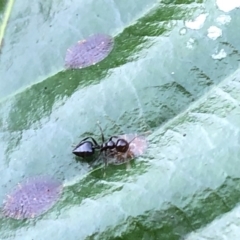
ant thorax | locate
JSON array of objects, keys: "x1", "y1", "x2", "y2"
[{"x1": 101, "y1": 140, "x2": 115, "y2": 151}]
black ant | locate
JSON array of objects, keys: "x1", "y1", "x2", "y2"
[{"x1": 72, "y1": 123, "x2": 135, "y2": 166}]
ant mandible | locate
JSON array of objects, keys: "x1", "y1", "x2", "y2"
[{"x1": 72, "y1": 123, "x2": 131, "y2": 166}]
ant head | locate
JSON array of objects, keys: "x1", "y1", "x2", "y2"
[
  {"x1": 115, "y1": 139, "x2": 129, "y2": 153},
  {"x1": 72, "y1": 141, "x2": 95, "y2": 157}
]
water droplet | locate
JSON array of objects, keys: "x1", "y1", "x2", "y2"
[{"x1": 179, "y1": 27, "x2": 187, "y2": 35}]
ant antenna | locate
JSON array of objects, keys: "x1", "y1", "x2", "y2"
[
  {"x1": 125, "y1": 134, "x2": 146, "y2": 151},
  {"x1": 128, "y1": 135, "x2": 138, "y2": 144},
  {"x1": 96, "y1": 121, "x2": 105, "y2": 143},
  {"x1": 128, "y1": 132, "x2": 149, "y2": 145}
]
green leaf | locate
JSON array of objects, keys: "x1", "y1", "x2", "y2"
[
  {"x1": 185, "y1": 204, "x2": 240, "y2": 239},
  {"x1": 0, "y1": 0, "x2": 14, "y2": 50},
  {"x1": 1, "y1": 0, "x2": 240, "y2": 239}
]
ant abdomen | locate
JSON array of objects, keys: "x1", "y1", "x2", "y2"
[{"x1": 72, "y1": 141, "x2": 95, "y2": 157}]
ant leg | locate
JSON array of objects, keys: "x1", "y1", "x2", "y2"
[
  {"x1": 102, "y1": 151, "x2": 109, "y2": 178},
  {"x1": 108, "y1": 136, "x2": 119, "y2": 141},
  {"x1": 126, "y1": 160, "x2": 131, "y2": 170},
  {"x1": 90, "y1": 137, "x2": 101, "y2": 149},
  {"x1": 96, "y1": 121, "x2": 105, "y2": 144},
  {"x1": 77, "y1": 137, "x2": 94, "y2": 143},
  {"x1": 103, "y1": 151, "x2": 108, "y2": 168},
  {"x1": 75, "y1": 137, "x2": 100, "y2": 148},
  {"x1": 72, "y1": 137, "x2": 93, "y2": 149},
  {"x1": 129, "y1": 152, "x2": 135, "y2": 159}
]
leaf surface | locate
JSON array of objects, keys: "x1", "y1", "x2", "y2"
[{"x1": 1, "y1": 0, "x2": 240, "y2": 239}]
